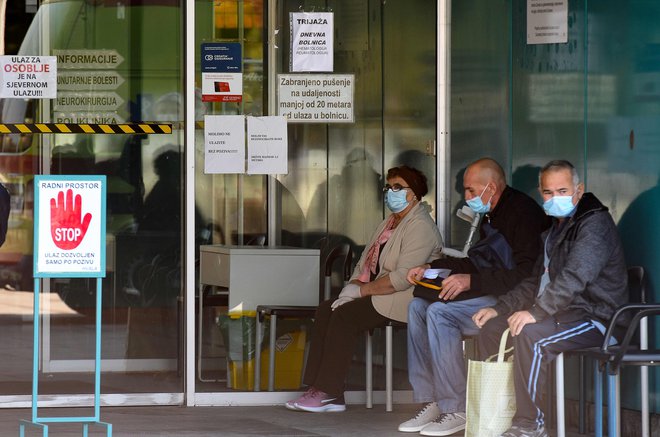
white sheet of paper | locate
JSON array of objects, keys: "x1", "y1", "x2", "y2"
[
  {"x1": 0, "y1": 55, "x2": 57, "y2": 99},
  {"x1": 527, "y1": 0, "x2": 568, "y2": 44},
  {"x1": 423, "y1": 268, "x2": 452, "y2": 279},
  {"x1": 246, "y1": 116, "x2": 288, "y2": 175},
  {"x1": 278, "y1": 74, "x2": 354, "y2": 123},
  {"x1": 290, "y1": 12, "x2": 334, "y2": 72},
  {"x1": 204, "y1": 115, "x2": 245, "y2": 174}
]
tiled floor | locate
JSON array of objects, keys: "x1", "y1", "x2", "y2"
[{"x1": 1, "y1": 404, "x2": 587, "y2": 437}]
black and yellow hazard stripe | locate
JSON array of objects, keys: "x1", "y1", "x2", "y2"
[{"x1": 0, "y1": 123, "x2": 172, "y2": 134}]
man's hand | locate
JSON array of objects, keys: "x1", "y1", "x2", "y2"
[
  {"x1": 507, "y1": 310, "x2": 536, "y2": 336},
  {"x1": 439, "y1": 274, "x2": 471, "y2": 301},
  {"x1": 406, "y1": 264, "x2": 429, "y2": 284},
  {"x1": 472, "y1": 307, "x2": 498, "y2": 328}
]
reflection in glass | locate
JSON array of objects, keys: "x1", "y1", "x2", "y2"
[{"x1": 0, "y1": 0, "x2": 186, "y2": 397}]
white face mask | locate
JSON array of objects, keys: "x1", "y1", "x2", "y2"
[
  {"x1": 543, "y1": 192, "x2": 577, "y2": 217},
  {"x1": 385, "y1": 189, "x2": 409, "y2": 213},
  {"x1": 466, "y1": 184, "x2": 492, "y2": 214}
]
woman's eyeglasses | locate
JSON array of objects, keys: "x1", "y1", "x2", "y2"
[{"x1": 382, "y1": 184, "x2": 409, "y2": 192}]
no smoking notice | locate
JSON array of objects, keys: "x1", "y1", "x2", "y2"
[{"x1": 278, "y1": 74, "x2": 354, "y2": 123}]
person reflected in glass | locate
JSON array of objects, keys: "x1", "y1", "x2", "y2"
[{"x1": 285, "y1": 165, "x2": 444, "y2": 413}]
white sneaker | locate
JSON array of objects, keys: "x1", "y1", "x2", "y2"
[
  {"x1": 420, "y1": 412, "x2": 466, "y2": 436},
  {"x1": 398, "y1": 402, "x2": 441, "y2": 432},
  {"x1": 500, "y1": 425, "x2": 548, "y2": 437}
]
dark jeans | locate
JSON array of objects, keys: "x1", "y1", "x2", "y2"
[
  {"x1": 303, "y1": 297, "x2": 388, "y2": 397},
  {"x1": 477, "y1": 314, "x2": 603, "y2": 430}
]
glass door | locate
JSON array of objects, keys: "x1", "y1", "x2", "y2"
[
  {"x1": 193, "y1": 0, "x2": 437, "y2": 403},
  {"x1": 0, "y1": 0, "x2": 186, "y2": 406}
]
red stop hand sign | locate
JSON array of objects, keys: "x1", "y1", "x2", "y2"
[{"x1": 50, "y1": 189, "x2": 92, "y2": 250}]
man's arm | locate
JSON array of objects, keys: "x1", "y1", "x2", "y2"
[
  {"x1": 529, "y1": 213, "x2": 618, "y2": 321},
  {"x1": 429, "y1": 256, "x2": 477, "y2": 274},
  {"x1": 491, "y1": 254, "x2": 543, "y2": 316},
  {"x1": 471, "y1": 202, "x2": 548, "y2": 295}
]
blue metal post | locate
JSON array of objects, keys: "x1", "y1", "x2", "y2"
[
  {"x1": 607, "y1": 368, "x2": 618, "y2": 437},
  {"x1": 95, "y1": 278, "x2": 102, "y2": 421},
  {"x1": 32, "y1": 279, "x2": 40, "y2": 423},
  {"x1": 594, "y1": 361, "x2": 603, "y2": 437}
]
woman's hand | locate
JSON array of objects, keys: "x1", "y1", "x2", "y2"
[
  {"x1": 331, "y1": 296, "x2": 353, "y2": 310},
  {"x1": 472, "y1": 307, "x2": 498, "y2": 328},
  {"x1": 406, "y1": 264, "x2": 430, "y2": 284},
  {"x1": 338, "y1": 283, "x2": 362, "y2": 299},
  {"x1": 331, "y1": 283, "x2": 362, "y2": 311}
]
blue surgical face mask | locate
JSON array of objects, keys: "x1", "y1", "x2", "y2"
[
  {"x1": 543, "y1": 193, "x2": 577, "y2": 218},
  {"x1": 466, "y1": 185, "x2": 493, "y2": 214},
  {"x1": 385, "y1": 189, "x2": 409, "y2": 213}
]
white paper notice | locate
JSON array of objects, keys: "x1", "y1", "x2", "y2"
[
  {"x1": 278, "y1": 74, "x2": 354, "y2": 123},
  {"x1": 0, "y1": 55, "x2": 57, "y2": 99},
  {"x1": 527, "y1": 0, "x2": 568, "y2": 44},
  {"x1": 290, "y1": 12, "x2": 334, "y2": 72},
  {"x1": 204, "y1": 115, "x2": 245, "y2": 174},
  {"x1": 247, "y1": 116, "x2": 288, "y2": 175}
]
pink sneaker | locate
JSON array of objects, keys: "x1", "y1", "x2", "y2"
[
  {"x1": 285, "y1": 387, "x2": 317, "y2": 411},
  {"x1": 294, "y1": 388, "x2": 346, "y2": 412}
]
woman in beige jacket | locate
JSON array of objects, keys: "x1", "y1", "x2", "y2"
[{"x1": 285, "y1": 165, "x2": 444, "y2": 413}]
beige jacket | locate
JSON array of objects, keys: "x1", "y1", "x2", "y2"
[{"x1": 350, "y1": 202, "x2": 444, "y2": 322}]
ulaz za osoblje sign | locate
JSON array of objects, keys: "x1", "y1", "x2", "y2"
[
  {"x1": 35, "y1": 177, "x2": 106, "y2": 277},
  {"x1": 0, "y1": 56, "x2": 57, "y2": 99}
]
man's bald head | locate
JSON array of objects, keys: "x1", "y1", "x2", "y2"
[
  {"x1": 463, "y1": 158, "x2": 507, "y2": 212},
  {"x1": 465, "y1": 158, "x2": 506, "y2": 190}
]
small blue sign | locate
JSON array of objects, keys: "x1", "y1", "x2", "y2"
[{"x1": 201, "y1": 43, "x2": 242, "y2": 73}]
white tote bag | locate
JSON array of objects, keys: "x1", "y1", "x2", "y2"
[{"x1": 465, "y1": 328, "x2": 516, "y2": 437}]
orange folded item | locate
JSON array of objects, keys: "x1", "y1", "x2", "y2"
[{"x1": 413, "y1": 279, "x2": 443, "y2": 291}]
